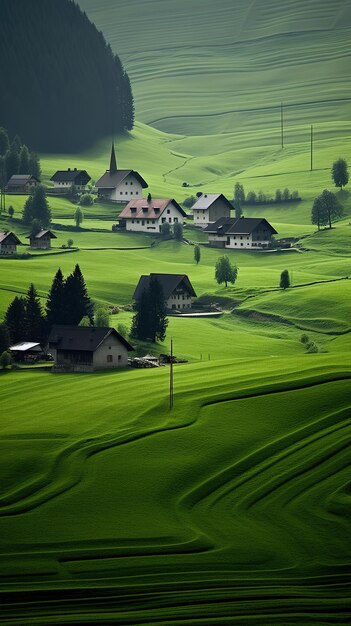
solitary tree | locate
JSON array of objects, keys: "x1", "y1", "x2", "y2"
[
  {"x1": 173, "y1": 222, "x2": 183, "y2": 241},
  {"x1": 74, "y1": 207, "x2": 83, "y2": 228},
  {"x1": 194, "y1": 244, "x2": 201, "y2": 264},
  {"x1": 215, "y1": 255, "x2": 238, "y2": 288},
  {"x1": 332, "y1": 158, "x2": 349, "y2": 189},
  {"x1": 311, "y1": 189, "x2": 343, "y2": 230},
  {"x1": 280, "y1": 269, "x2": 290, "y2": 289},
  {"x1": 8, "y1": 205, "x2": 14, "y2": 219}
]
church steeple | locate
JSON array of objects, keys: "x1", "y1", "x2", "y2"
[{"x1": 109, "y1": 141, "x2": 117, "y2": 173}]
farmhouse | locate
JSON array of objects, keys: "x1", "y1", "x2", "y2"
[
  {"x1": 27, "y1": 229, "x2": 57, "y2": 249},
  {"x1": 6, "y1": 174, "x2": 40, "y2": 193},
  {"x1": 48, "y1": 325, "x2": 134, "y2": 372},
  {"x1": 191, "y1": 193, "x2": 233, "y2": 228},
  {"x1": 50, "y1": 168, "x2": 91, "y2": 193},
  {"x1": 134, "y1": 273, "x2": 197, "y2": 310},
  {"x1": 205, "y1": 216, "x2": 277, "y2": 249},
  {"x1": 95, "y1": 143, "x2": 148, "y2": 202},
  {"x1": 118, "y1": 198, "x2": 186, "y2": 233},
  {"x1": 0, "y1": 231, "x2": 22, "y2": 255}
]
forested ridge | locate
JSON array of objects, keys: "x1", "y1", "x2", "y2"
[{"x1": 0, "y1": 0, "x2": 134, "y2": 152}]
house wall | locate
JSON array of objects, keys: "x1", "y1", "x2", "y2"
[
  {"x1": 125, "y1": 202, "x2": 184, "y2": 233},
  {"x1": 30, "y1": 236, "x2": 52, "y2": 249},
  {"x1": 0, "y1": 242, "x2": 17, "y2": 255},
  {"x1": 193, "y1": 199, "x2": 231, "y2": 228},
  {"x1": 93, "y1": 334, "x2": 129, "y2": 368},
  {"x1": 225, "y1": 228, "x2": 273, "y2": 249},
  {"x1": 166, "y1": 290, "x2": 192, "y2": 310},
  {"x1": 100, "y1": 174, "x2": 144, "y2": 202}
]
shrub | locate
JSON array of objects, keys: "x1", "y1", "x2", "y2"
[
  {"x1": 183, "y1": 195, "x2": 196, "y2": 208},
  {"x1": 79, "y1": 193, "x2": 94, "y2": 206},
  {"x1": 306, "y1": 341, "x2": 319, "y2": 353},
  {"x1": 300, "y1": 333, "x2": 310, "y2": 344},
  {"x1": 173, "y1": 222, "x2": 183, "y2": 241},
  {"x1": 160, "y1": 222, "x2": 171, "y2": 239},
  {"x1": 67, "y1": 238, "x2": 74, "y2": 248},
  {"x1": 0, "y1": 351, "x2": 12, "y2": 369}
]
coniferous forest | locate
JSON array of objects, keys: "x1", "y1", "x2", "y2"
[{"x1": 0, "y1": 0, "x2": 134, "y2": 152}]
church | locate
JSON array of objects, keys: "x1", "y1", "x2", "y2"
[{"x1": 95, "y1": 143, "x2": 148, "y2": 202}]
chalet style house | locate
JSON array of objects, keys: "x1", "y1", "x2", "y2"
[
  {"x1": 204, "y1": 217, "x2": 277, "y2": 249},
  {"x1": 134, "y1": 273, "x2": 197, "y2": 310},
  {"x1": 50, "y1": 168, "x2": 91, "y2": 193},
  {"x1": 0, "y1": 231, "x2": 22, "y2": 255},
  {"x1": 48, "y1": 325, "x2": 134, "y2": 372},
  {"x1": 95, "y1": 143, "x2": 148, "y2": 202},
  {"x1": 191, "y1": 193, "x2": 233, "y2": 228},
  {"x1": 118, "y1": 198, "x2": 186, "y2": 233},
  {"x1": 27, "y1": 229, "x2": 57, "y2": 249},
  {"x1": 6, "y1": 174, "x2": 40, "y2": 193}
]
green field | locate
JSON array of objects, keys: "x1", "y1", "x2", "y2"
[{"x1": 1, "y1": 0, "x2": 351, "y2": 623}]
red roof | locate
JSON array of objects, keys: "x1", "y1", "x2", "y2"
[{"x1": 119, "y1": 198, "x2": 186, "y2": 220}]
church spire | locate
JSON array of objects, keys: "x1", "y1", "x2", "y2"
[{"x1": 109, "y1": 141, "x2": 117, "y2": 172}]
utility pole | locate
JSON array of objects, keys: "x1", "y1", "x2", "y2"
[
  {"x1": 281, "y1": 102, "x2": 284, "y2": 149},
  {"x1": 310, "y1": 124, "x2": 313, "y2": 171},
  {"x1": 169, "y1": 338, "x2": 174, "y2": 410}
]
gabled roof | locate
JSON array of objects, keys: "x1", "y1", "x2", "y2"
[
  {"x1": 9, "y1": 342, "x2": 41, "y2": 352},
  {"x1": 204, "y1": 217, "x2": 277, "y2": 235},
  {"x1": 50, "y1": 169, "x2": 91, "y2": 183},
  {"x1": 7, "y1": 174, "x2": 40, "y2": 186},
  {"x1": 119, "y1": 198, "x2": 186, "y2": 220},
  {"x1": 191, "y1": 193, "x2": 233, "y2": 211},
  {"x1": 26, "y1": 229, "x2": 57, "y2": 240},
  {"x1": 48, "y1": 325, "x2": 134, "y2": 352},
  {"x1": 133, "y1": 273, "x2": 197, "y2": 300},
  {"x1": 95, "y1": 169, "x2": 148, "y2": 189},
  {"x1": 0, "y1": 231, "x2": 22, "y2": 245}
]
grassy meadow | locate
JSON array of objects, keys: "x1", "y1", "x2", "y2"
[{"x1": 1, "y1": 0, "x2": 351, "y2": 622}]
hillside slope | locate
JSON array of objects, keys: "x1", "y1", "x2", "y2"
[{"x1": 78, "y1": 0, "x2": 351, "y2": 136}]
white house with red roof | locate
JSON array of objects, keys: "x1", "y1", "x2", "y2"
[{"x1": 118, "y1": 197, "x2": 187, "y2": 233}]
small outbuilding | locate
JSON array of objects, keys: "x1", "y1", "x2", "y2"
[
  {"x1": 9, "y1": 342, "x2": 43, "y2": 362},
  {"x1": 0, "y1": 231, "x2": 22, "y2": 255},
  {"x1": 191, "y1": 193, "x2": 233, "y2": 228},
  {"x1": 48, "y1": 325, "x2": 134, "y2": 372},
  {"x1": 27, "y1": 229, "x2": 57, "y2": 249},
  {"x1": 134, "y1": 273, "x2": 197, "y2": 310},
  {"x1": 6, "y1": 174, "x2": 40, "y2": 194},
  {"x1": 204, "y1": 216, "x2": 277, "y2": 249},
  {"x1": 50, "y1": 168, "x2": 91, "y2": 193}
]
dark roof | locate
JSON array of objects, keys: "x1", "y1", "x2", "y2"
[
  {"x1": 48, "y1": 325, "x2": 134, "y2": 352},
  {"x1": 0, "y1": 231, "x2": 22, "y2": 245},
  {"x1": 204, "y1": 217, "x2": 277, "y2": 235},
  {"x1": 26, "y1": 229, "x2": 57, "y2": 240},
  {"x1": 7, "y1": 174, "x2": 40, "y2": 186},
  {"x1": 133, "y1": 273, "x2": 197, "y2": 300},
  {"x1": 191, "y1": 193, "x2": 233, "y2": 211},
  {"x1": 95, "y1": 169, "x2": 148, "y2": 189},
  {"x1": 50, "y1": 169, "x2": 91, "y2": 183},
  {"x1": 119, "y1": 198, "x2": 186, "y2": 220}
]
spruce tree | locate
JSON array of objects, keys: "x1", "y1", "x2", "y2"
[
  {"x1": 148, "y1": 276, "x2": 168, "y2": 342},
  {"x1": 19, "y1": 144, "x2": 30, "y2": 174},
  {"x1": 64, "y1": 264, "x2": 92, "y2": 325},
  {"x1": 194, "y1": 244, "x2": 201, "y2": 264},
  {"x1": 29, "y1": 152, "x2": 41, "y2": 179},
  {"x1": 46, "y1": 268, "x2": 66, "y2": 327},
  {"x1": 0, "y1": 324, "x2": 10, "y2": 353},
  {"x1": 280, "y1": 270, "x2": 290, "y2": 289},
  {"x1": 23, "y1": 195, "x2": 34, "y2": 224},
  {"x1": 5, "y1": 146, "x2": 19, "y2": 179},
  {"x1": 25, "y1": 283, "x2": 45, "y2": 342},
  {"x1": 4, "y1": 296, "x2": 27, "y2": 343},
  {"x1": 130, "y1": 289, "x2": 151, "y2": 342},
  {"x1": 0, "y1": 127, "x2": 10, "y2": 156},
  {"x1": 23, "y1": 185, "x2": 51, "y2": 227}
]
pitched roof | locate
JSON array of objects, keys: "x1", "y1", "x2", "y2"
[
  {"x1": 133, "y1": 273, "x2": 197, "y2": 300},
  {"x1": 0, "y1": 231, "x2": 22, "y2": 245},
  {"x1": 95, "y1": 169, "x2": 148, "y2": 189},
  {"x1": 7, "y1": 174, "x2": 40, "y2": 186},
  {"x1": 48, "y1": 325, "x2": 134, "y2": 352},
  {"x1": 119, "y1": 198, "x2": 186, "y2": 220},
  {"x1": 50, "y1": 169, "x2": 91, "y2": 183},
  {"x1": 204, "y1": 217, "x2": 277, "y2": 235},
  {"x1": 9, "y1": 342, "x2": 41, "y2": 352},
  {"x1": 26, "y1": 229, "x2": 57, "y2": 240},
  {"x1": 191, "y1": 193, "x2": 233, "y2": 211}
]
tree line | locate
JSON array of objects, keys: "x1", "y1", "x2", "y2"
[
  {"x1": 0, "y1": 127, "x2": 41, "y2": 189},
  {"x1": 0, "y1": 0, "x2": 134, "y2": 152}
]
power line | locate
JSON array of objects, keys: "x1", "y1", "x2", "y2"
[{"x1": 169, "y1": 338, "x2": 174, "y2": 410}]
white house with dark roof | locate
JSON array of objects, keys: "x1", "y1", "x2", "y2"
[
  {"x1": 134, "y1": 273, "x2": 197, "y2": 310},
  {"x1": 204, "y1": 217, "x2": 277, "y2": 249},
  {"x1": 50, "y1": 168, "x2": 91, "y2": 193},
  {"x1": 0, "y1": 231, "x2": 22, "y2": 255},
  {"x1": 48, "y1": 325, "x2": 134, "y2": 372},
  {"x1": 118, "y1": 198, "x2": 186, "y2": 233},
  {"x1": 27, "y1": 229, "x2": 57, "y2": 249},
  {"x1": 6, "y1": 174, "x2": 40, "y2": 194},
  {"x1": 191, "y1": 193, "x2": 233, "y2": 228},
  {"x1": 95, "y1": 143, "x2": 148, "y2": 202}
]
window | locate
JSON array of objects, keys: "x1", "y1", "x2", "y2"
[
  {"x1": 118, "y1": 355, "x2": 121, "y2": 361},
  {"x1": 162, "y1": 217, "x2": 166, "y2": 223},
  {"x1": 107, "y1": 354, "x2": 113, "y2": 363},
  {"x1": 125, "y1": 192, "x2": 128, "y2": 195},
  {"x1": 174, "y1": 217, "x2": 178, "y2": 223},
  {"x1": 241, "y1": 243, "x2": 243, "y2": 246},
  {"x1": 125, "y1": 181, "x2": 128, "y2": 185},
  {"x1": 136, "y1": 191, "x2": 139, "y2": 195},
  {"x1": 132, "y1": 220, "x2": 134, "y2": 224},
  {"x1": 130, "y1": 182, "x2": 133, "y2": 185},
  {"x1": 120, "y1": 192, "x2": 123, "y2": 195},
  {"x1": 167, "y1": 209, "x2": 170, "y2": 214}
]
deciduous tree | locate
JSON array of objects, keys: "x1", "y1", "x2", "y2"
[
  {"x1": 74, "y1": 206, "x2": 83, "y2": 227},
  {"x1": 332, "y1": 158, "x2": 349, "y2": 189},
  {"x1": 173, "y1": 222, "x2": 183, "y2": 241},
  {"x1": 280, "y1": 269, "x2": 290, "y2": 289},
  {"x1": 215, "y1": 256, "x2": 238, "y2": 288}
]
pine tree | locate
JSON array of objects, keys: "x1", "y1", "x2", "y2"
[
  {"x1": 130, "y1": 289, "x2": 150, "y2": 341},
  {"x1": 5, "y1": 146, "x2": 20, "y2": 179},
  {"x1": 23, "y1": 195, "x2": 34, "y2": 224},
  {"x1": 30, "y1": 218, "x2": 42, "y2": 238},
  {"x1": 4, "y1": 296, "x2": 27, "y2": 343},
  {"x1": 0, "y1": 324, "x2": 10, "y2": 354},
  {"x1": 25, "y1": 283, "x2": 45, "y2": 342},
  {"x1": 46, "y1": 268, "x2": 66, "y2": 327},
  {"x1": 23, "y1": 185, "x2": 51, "y2": 227},
  {"x1": 29, "y1": 152, "x2": 41, "y2": 179},
  {"x1": 64, "y1": 264, "x2": 93, "y2": 325},
  {"x1": 148, "y1": 276, "x2": 168, "y2": 342},
  {"x1": 19, "y1": 144, "x2": 30, "y2": 174},
  {"x1": 280, "y1": 269, "x2": 290, "y2": 289}
]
